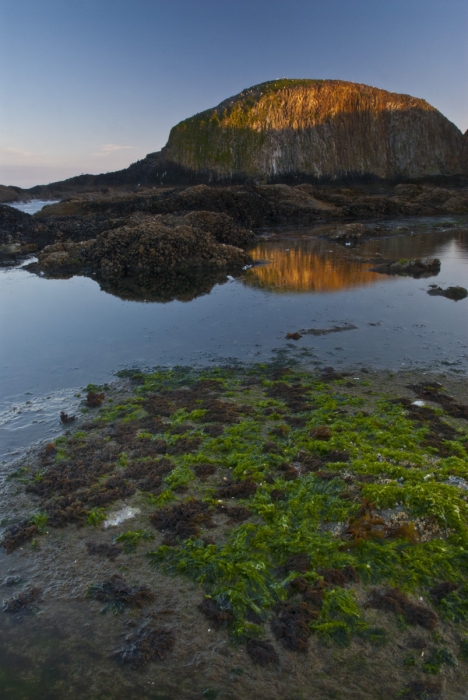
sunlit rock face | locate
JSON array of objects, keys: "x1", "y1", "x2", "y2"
[{"x1": 145, "y1": 80, "x2": 464, "y2": 183}]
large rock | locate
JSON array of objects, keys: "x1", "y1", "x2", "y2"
[
  {"x1": 23, "y1": 80, "x2": 467, "y2": 196},
  {"x1": 143, "y1": 79, "x2": 464, "y2": 183}
]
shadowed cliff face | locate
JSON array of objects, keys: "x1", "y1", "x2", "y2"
[{"x1": 153, "y1": 80, "x2": 464, "y2": 182}]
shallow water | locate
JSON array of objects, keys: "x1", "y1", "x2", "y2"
[
  {"x1": 7, "y1": 200, "x2": 60, "y2": 215},
  {"x1": 1, "y1": 217, "x2": 467, "y2": 463}
]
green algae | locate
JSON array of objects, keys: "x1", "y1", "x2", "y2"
[
  {"x1": 15, "y1": 363, "x2": 468, "y2": 664},
  {"x1": 86, "y1": 508, "x2": 107, "y2": 526},
  {"x1": 115, "y1": 529, "x2": 155, "y2": 553},
  {"x1": 133, "y1": 364, "x2": 467, "y2": 647}
]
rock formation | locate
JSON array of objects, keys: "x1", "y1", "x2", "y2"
[
  {"x1": 135, "y1": 79, "x2": 465, "y2": 184},
  {"x1": 0, "y1": 185, "x2": 30, "y2": 204},
  {"x1": 28, "y1": 211, "x2": 253, "y2": 277},
  {"x1": 16, "y1": 79, "x2": 467, "y2": 197}
]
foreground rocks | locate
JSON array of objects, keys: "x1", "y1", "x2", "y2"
[
  {"x1": 32, "y1": 211, "x2": 253, "y2": 277},
  {"x1": 2, "y1": 181, "x2": 468, "y2": 279}
]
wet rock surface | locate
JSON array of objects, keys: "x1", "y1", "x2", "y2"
[
  {"x1": 427, "y1": 285, "x2": 468, "y2": 301},
  {"x1": 3, "y1": 182, "x2": 468, "y2": 280},
  {"x1": 32, "y1": 182, "x2": 468, "y2": 229},
  {"x1": 370, "y1": 257, "x2": 441, "y2": 277}
]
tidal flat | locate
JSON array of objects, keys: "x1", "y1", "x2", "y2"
[{"x1": 1, "y1": 362, "x2": 468, "y2": 700}]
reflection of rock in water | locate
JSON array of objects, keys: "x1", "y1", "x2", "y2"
[
  {"x1": 25, "y1": 265, "x2": 240, "y2": 302},
  {"x1": 245, "y1": 226, "x2": 468, "y2": 293},
  {"x1": 245, "y1": 243, "x2": 380, "y2": 292},
  {"x1": 94, "y1": 267, "x2": 234, "y2": 302}
]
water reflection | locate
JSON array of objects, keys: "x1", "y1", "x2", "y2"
[
  {"x1": 245, "y1": 226, "x2": 468, "y2": 293},
  {"x1": 28, "y1": 266, "x2": 235, "y2": 303},
  {"x1": 245, "y1": 240, "x2": 382, "y2": 292}
]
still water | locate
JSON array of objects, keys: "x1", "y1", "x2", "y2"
[{"x1": 1, "y1": 214, "x2": 467, "y2": 463}]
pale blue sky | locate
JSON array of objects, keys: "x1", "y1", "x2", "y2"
[{"x1": 1, "y1": 0, "x2": 467, "y2": 187}]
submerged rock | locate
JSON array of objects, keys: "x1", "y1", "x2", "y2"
[{"x1": 427, "y1": 285, "x2": 468, "y2": 301}]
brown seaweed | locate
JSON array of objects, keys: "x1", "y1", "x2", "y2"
[
  {"x1": 150, "y1": 499, "x2": 215, "y2": 541},
  {"x1": 366, "y1": 588, "x2": 438, "y2": 630},
  {"x1": 198, "y1": 598, "x2": 233, "y2": 628}
]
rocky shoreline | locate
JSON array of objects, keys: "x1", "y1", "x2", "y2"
[{"x1": 1, "y1": 182, "x2": 468, "y2": 282}]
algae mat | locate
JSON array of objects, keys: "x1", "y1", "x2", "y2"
[{"x1": 1, "y1": 362, "x2": 468, "y2": 700}]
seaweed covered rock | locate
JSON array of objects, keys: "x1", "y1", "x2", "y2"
[
  {"x1": 370, "y1": 258, "x2": 441, "y2": 278},
  {"x1": 33, "y1": 181, "x2": 468, "y2": 233},
  {"x1": 180, "y1": 210, "x2": 255, "y2": 247},
  {"x1": 36, "y1": 239, "x2": 95, "y2": 271},
  {"x1": 34, "y1": 211, "x2": 253, "y2": 276}
]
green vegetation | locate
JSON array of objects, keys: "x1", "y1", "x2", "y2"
[
  {"x1": 13, "y1": 362, "x2": 468, "y2": 670},
  {"x1": 115, "y1": 529, "x2": 155, "y2": 553},
  {"x1": 86, "y1": 508, "x2": 107, "y2": 526},
  {"x1": 31, "y1": 513, "x2": 48, "y2": 533},
  {"x1": 423, "y1": 647, "x2": 457, "y2": 674}
]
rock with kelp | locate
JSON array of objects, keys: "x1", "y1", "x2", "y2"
[
  {"x1": 32, "y1": 211, "x2": 253, "y2": 276},
  {"x1": 326, "y1": 223, "x2": 367, "y2": 242},
  {"x1": 370, "y1": 258, "x2": 441, "y2": 277}
]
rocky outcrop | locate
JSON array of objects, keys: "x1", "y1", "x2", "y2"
[
  {"x1": 32, "y1": 212, "x2": 253, "y2": 277},
  {"x1": 0, "y1": 204, "x2": 53, "y2": 260},
  {"x1": 17, "y1": 80, "x2": 467, "y2": 196},
  {"x1": 370, "y1": 258, "x2": 441, "y2": 278},
  {"x1": 0, "y1": 185, "x2": 30, "y2": 204},
  {"x1": 427, "y1": 285, "x2": 467, "y2": 301},
  {"x1": 142, "y1": 80, "x2": 465, "y2": 184},
  {"x1": 34, "y1": 182, "x2": 468, "y2": 230}
]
